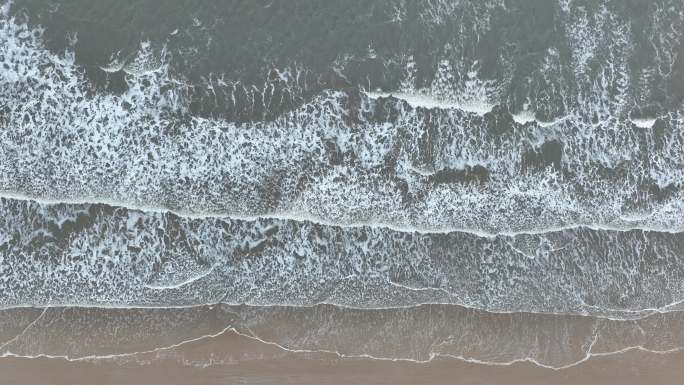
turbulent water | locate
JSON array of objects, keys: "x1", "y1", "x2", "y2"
[
  {"x1": 3, "y1": 197, "x2": 684, "y2": 318},
  {"x1": 2, "y1": 0, "x2": 684, "y2": 381}
]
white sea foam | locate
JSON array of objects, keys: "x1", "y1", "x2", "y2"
[
  {"x1": 630, "y1": 117, "x2": 658, "y2": 128},
  {"x1": 367, "y1": 92, "x2": 494, "y2": 115},
  {"x1": 1, "y1": 11, "x2": 684, "y2": 236},
  {"x1": 2, "y1": 197, "x2": 684, "y2": 318}
]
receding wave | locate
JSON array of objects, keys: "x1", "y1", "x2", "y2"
[{"x1": 2, "y1": 197, "x2": 684, "y2": 318}]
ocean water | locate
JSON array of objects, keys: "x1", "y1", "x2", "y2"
[{"x1": 1, "y1": 0, "x2": 684, "y2": 383}]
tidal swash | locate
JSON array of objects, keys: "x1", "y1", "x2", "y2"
[{"x1": 1, "y1": 1, "x2": 684, "y2": 384}]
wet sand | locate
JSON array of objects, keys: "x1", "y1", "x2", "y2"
[
  {"x1": 1, "y1": 306, "x2": 684, "y2": 384},
  {"x1": 3, "y1": 331, "x2": 684, "y2": 385}
]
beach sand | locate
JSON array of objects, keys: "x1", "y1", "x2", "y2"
[
  {"x1": 3, "y1": 331, "x2": 683, "y2": 385},
  {"x1": 1, "y1": 306, "x2": 683, "y2": 385}
]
